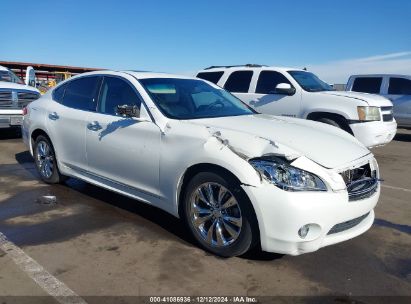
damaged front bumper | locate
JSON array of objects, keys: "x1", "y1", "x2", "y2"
[
  {"x1": 242, "y1": 181, "x2": 379, "y2": 255},
  {"x1": 241, "y1": 154, "x2": 379, "y2": 255}
]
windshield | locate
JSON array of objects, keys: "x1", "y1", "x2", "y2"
[
  {"x1": 0, "y1": 69, "x2": 24, "y2": 84},
  {"x1": 139, "y1": 78, "x2": 255, "y2": 120},
  {"x1": 288, "y1": 70, "x2": 333, "y2": 92}
]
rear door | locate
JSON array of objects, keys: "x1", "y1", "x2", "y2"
[
  {"x1": 46, "y1": 76, "x2": 101, "y2": 171},
  {"x1": 384, "y1": 77, "x2": 411, "y2": 127},
  {"x1": 85, "y1": 75, "x2": 162, "y2": 198}
]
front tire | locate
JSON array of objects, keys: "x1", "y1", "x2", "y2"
[
  {"x1": 33, "y1": 135, "x2": 66, "y2": 184},
  {"x1": 182, "y1": 171, "x2": 258, "y2": 257}
]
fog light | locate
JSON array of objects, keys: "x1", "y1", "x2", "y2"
[{"x1": 298, "y1": 225, "x2": 310, "y2": 239}]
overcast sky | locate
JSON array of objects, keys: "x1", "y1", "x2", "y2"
[{"x1": 1, "y1": 0, "x2": 410, "y2": 84}]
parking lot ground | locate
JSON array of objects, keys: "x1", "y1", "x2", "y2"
[{"x1": 0, "y1": 128, "x2": 410, "y2": 303}]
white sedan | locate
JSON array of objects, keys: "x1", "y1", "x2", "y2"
[{"x1": 22, "y1": 71, "x2": 380, "y2": 257}]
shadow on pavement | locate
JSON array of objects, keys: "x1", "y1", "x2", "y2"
[
  {"x1": 15, "y1": 150, "x2": 34, "y2": 164},
  {"x1": 0, "y1": 128, "x2": 21, "y2": 140},
  {"x1": 394, "y1": 130, "x2": 411, "y2": 143},
  {"x1": 12, "y1": 150, "x2": 284, "y2": 260}
]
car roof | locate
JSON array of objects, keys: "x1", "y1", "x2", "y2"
[
  {"x1": 67, "y1": 70, "x2": 198, "y2": 80},
  {"x1": 198, "y1": 66, "x2": 305, "y2": 73},
  {"x1": 349, "y1": 74, "x2": 411, "y2": 78},
  {"x1": 0, "y1": 65, "x2": 9, "y2": 71},
  {"x1": 123, "y1": 71, "x2": 196, "y2": 80}
]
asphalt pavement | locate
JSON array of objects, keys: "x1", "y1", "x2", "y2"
[{"x1": 0, "y1": 128, "x2": 410, "y2": 303}]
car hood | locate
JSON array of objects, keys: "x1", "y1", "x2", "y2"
[
  {"x1": 185, "y1": 114, "x2": 370, "y2": 169},
  {"x1": 316, "y1": 90, "x2": 392, "y2": 107},
  {"x1": 0, "y1": 81, "x2": 40, "y2": 93}
]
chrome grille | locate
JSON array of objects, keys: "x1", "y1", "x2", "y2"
[
  {"x1": 381, "y1": 106, "x2": 393, "y2": 122},
  {"x1": 327, "y1": 212, "x2": 370, "y2": 235},
  {"x1": 17, "y1": 91, "x2": 40, "y2": 107},
  {"x1": 0, "y1": 90, "x2": 12, "y2": 106},
  {"x1": 17, "y1": 91, "x2": 40, "y2": 101},
  {"x1": 0, "y1": 90, "x2": 40, "y2": 108},
  {"x1": 383, "y1": 113, "x2": 393, "y2": 122},
  {"x1": 340, "y1": 163, "x2": 378, "y2": 201}
]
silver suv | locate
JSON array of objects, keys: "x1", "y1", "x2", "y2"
[{"x1": 346, "y1": 74, "x2": 411, "y2": 128}]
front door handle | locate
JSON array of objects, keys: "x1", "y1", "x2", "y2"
[
  {"x1": 48, "y1": 112, "x2": 59, "y2": 120},
  {"x1": 87, "y1": 121, "x2": 102, "y2": 131}
]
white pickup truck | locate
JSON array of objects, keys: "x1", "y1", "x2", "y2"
[
  {"x1": 196, "y1": 65, "x2": 397, "y2": 148},
  {"x1": 0, "y1": 65, "x2": 40, "y2": 130}
]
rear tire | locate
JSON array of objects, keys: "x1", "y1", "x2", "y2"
[
  {"x1": 33, "y1": 135, "x2": 66, "y2": 184},
  {"x1": 182, "y1": 171, "x2": 259, "y2": 257}
]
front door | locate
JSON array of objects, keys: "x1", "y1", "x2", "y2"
[
  {"x1": 85, "y1": 75, "x2": 162, "y2": 198},
  {"x1": 240, "y1": 70, "x2": 301, "y2": 117}
]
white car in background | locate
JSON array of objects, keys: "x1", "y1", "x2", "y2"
[
  {"x1": 196, "y1": 65, "x2": 397, "y2": 148},
  {"x1": 347, "y1": 74, "x2": 411, "y2": 128},
  {"x1": 23, "y1": 71, "x2": 380, "y2": 257},
  {"x1": 0, "y1": 65, "x2": 40, "y2": 130}
]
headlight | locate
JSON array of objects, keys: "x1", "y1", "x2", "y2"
[
  {"x1": 357, "y1": 106, "x2": 380, "y2": 121},
  {"x1": 249, "y1": 159, "x2": 327, "y2": 191}
]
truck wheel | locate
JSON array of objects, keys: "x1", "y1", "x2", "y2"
[
  {"x1": 182, "y1": 171, "x2": 259, "y2": 257},
  {"x1": 33, "y1": 135, "x2": 67, "y2": 184}
]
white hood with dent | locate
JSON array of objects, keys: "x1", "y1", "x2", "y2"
[
  {"x1": 317, "y1": 91, "x2": 392, "y2": 107},
  {"x1": 186, "y1": 114, "x2": 370, "y2": 169}
]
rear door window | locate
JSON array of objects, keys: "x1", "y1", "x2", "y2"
[
  {"x1": 62, "y1": 76, "x2": 101, "y2": 111},
  {"x1": 196, "y1": 72, "x2": 224, "y2": 84},
  {"x1": 352, "y1": 77, "x2": 382, "y2": 94},
  {"x1": 256, "y1": 71, "x2": 292, "y2": 94},
  {"x1": 388, "y1": 77, "x2": 411, "y2": 95},
  {"x1": 224, "y1": 71, "x2": 253, "y2": 93}
]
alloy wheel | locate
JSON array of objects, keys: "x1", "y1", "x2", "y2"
[
  {"x1": 36, "y1": 140, "x2": 54, "y2": 179},
  {"x1": 189, "y1": 182, "x2": 242, "y2": 247}
]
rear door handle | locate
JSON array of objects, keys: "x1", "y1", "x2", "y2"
[
  {"x1": 87, "y1": 121, "x2": 102, "y2": 131},
  {"x1": 48, "y1": 112, "x2": 59, "y2": 120}
]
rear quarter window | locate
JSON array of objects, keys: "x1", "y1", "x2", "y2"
[
  {"x1": 196, "y1": 72, "x2": 224, "y2": 84},
  {"x1": 352, "y1": 77, "x2": 382, "y2": 94},
  {"x1": 52, "y1": 84, "x2": 67, "y2": 103}
]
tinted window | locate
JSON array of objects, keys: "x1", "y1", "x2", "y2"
[
  {"x1": 224, "y1": 71, "x2": 253, "y2": 93},
  {"x1": 256, "y1": 71, "x2": 292, "y2": 94},
  {"x1": 352, "y1": 77, "x2": 382, "y2": 94},
  {"x1": 0, "y1": 70, "x2": 23, "y2": 84},
  {"x1": 196, "y1": 72, "x2": 224, "y2": 84},
  {"x1": 98, "y1": 76, "x2": 141, "y2": 115},
  {"x1": 388, "y1": 77, "x2": 411, "y2": 95},
  {"x1": 52, "y1": 84, "x2": 66, "y2": 103},
  {"x1": 62, "y1": 76, "x2": 101, "y2": 111}
]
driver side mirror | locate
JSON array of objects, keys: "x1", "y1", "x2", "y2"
[
  {"x1": 271, "y1": 83, "x2": 296, "y2": 96},
  {"x1": 116, "y1": 104, "x2": 140, "y2": 118}
]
